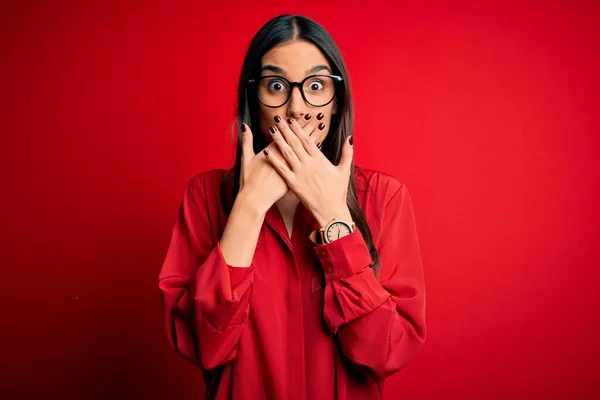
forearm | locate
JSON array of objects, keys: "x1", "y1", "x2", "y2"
[
  {"x1": 312, "y1": 203, "x2": 353, "y2": 228},
  {"x1": 316, "y1": 231, "x2": 426, "y2": 380},
  {"x1": 336, "y1": 299, "x2": 425, "y2": 381},
  {"x1": 219, "y1": 189, "x2": 267, "y2": 267}
]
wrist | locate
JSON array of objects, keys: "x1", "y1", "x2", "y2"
[
  {"x1": 314, "y1": 205, "x2": 353, "y2": 228},
  {"x1": 235, "y1": 189, "x2": 269, "y2": 218}
]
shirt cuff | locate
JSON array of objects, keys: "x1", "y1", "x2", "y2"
[
  {"x1": 216, "y1": 241, "x2": 255, "y2": 287},
  {"x1": 313, "y1": 229, "x2": 373, "y2": 282},
  {"x1": 227, "y1": 264, "x2": 255, "y2": 287}
]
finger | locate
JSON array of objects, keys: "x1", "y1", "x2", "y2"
[
  {"x1": 313, "y1": 120, "x2": 328, "y2": 147},
  {"x1": 337, "y1": 135, "x2": 354, "y2": 173},
  {"x1": 241, "y1": 123, "x2": 255, "y2": 162},
  {"x1": 306, "y1": 112, "x2": 325, "y2": 138},
  {"x1": 273, "y1": 115, "x2": 308, "y2": 162},
  {"x1": 263, "y1": 148, "x2": 294, "y2": 183},
  {"x1": 264, "y1": 141, "x2": 290, "y2": 165},
  {"x1": 299, "y1": 113, "x2": 314, "y2": 133},
  {"x1": 268, "y1": 125, "x2": 302, "y2": 170},
  {"x1": 286, "y1": 116, "x2": 321, "y2": 158}
]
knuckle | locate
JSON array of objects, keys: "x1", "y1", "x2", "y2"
[
  {"x1": 290, "y1": 142, "x2": 303, "y2": 153},
  {"x1": 282, "y1": 147, "x2": 294, "y2": 160},
  {"x1": 293, "y1": 126, "x2": 304, "y2": 137}
]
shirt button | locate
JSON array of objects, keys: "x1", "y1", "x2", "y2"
[
  {"x1": 318, "y1": 250, "x2": 326, "y2": 257},
  {"x1": 326, "y1": 266, "x2": 334, "y2": 273}
]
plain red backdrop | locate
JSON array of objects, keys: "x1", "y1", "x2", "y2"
[{"x1": 1, "y1": 0, "x2": 599, "y2": 398}]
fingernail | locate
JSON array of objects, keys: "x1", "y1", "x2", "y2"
[
  {"x1": 304, "y1": 114, "x2": 312, "y2": 120},
  {"x1": 349, "y1": 135, "x2": 353, "y2": 146},
  {"x1": 316, "y1": 113, "x2": 324, "y2": 120},
  {"x1": 317, "y1": 142, "x2": 322, "y2": 149},
  {"x1": 274, "y1": 116, "x2": 282, "y2": 123},
  {"x1": 269, "y1": 126, "x2": 277, "y2": 134},
  {"x1": 263, "y1": 149, "x2": 270, "y2": 155},
  {"x1": 241, "y1": 124, "x2": 247, "y2": 133},
  {"x1": 318, "y1": 122, "x2": 325, "y2": 130},
  {"x1": 287, "y1": 118, "x2": 294, "y2": 124}
]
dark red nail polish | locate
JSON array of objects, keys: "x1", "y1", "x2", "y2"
[
  {"x1": 241, "y1": 124, "x2": 246, "y2": 133},
  {"x1": 274, "y1": 116, "x2": 282, "y2": 123},
  {"x1": 269, "y1": 126, "x2": 276, "y2": 134},
  {"x1": 349, "y1": 135, "x2": 353, "y2": 145},
  {"x1": 304, "y1": 114, "x2": 311, "y2": 120},
  {"x1": 287, "y1": 118, "x2": 294, "y2": 124},
  {"x1": 318, "y1": 122, "x2": 325, "y2": 130},
  {"x1": 263, "y1": 149, "x2": 270, "y2": 155},
  {"x1": 316, "y1": 113, "x2": 324, "y2": 120}
]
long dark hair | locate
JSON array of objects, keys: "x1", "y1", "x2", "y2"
[{"x1": 220, "y1": 14, "x2": 381, "y2": 277}]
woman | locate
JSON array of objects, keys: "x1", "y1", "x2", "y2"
[{"x1": 158, "y1": 14, "x2": 427, "y2": 400}]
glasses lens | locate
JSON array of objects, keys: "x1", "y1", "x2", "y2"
[
  {"x1": 257, "y1": 77, "x2": 290, "y2": 107},
  {"x1": 303, "y1": 76, "x2": 336, "y2": 106},
  {"x1": 256, "y1": 76, "x2": 336, "y2": 107}
]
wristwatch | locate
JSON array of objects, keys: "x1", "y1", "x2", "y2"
[{"x1": 309, "y1": 217, "x2": 356, "y2": 245}]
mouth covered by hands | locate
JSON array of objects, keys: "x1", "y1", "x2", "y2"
[{"x1": 262, "y1": 113, "x2": 354, "y2": 227}]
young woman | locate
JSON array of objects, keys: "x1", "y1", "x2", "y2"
[{"x1": 158, "y1": 14, "x2": 427, "y2": 400}]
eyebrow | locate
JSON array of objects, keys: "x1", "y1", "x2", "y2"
[{"x1": 260, "y1": 64, "x2": 332, "y2": 76}]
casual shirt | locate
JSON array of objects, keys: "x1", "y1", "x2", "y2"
[{"x1": 158, "y1": 165, "x2": 427, "y2": 399}]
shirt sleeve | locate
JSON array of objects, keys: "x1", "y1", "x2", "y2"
[
  {"x1": 158, "y1": 174, "x2": 255, "y2": 371},
  {"x1": 313, "y1": 182, "x2": 427, "y2": 381}
]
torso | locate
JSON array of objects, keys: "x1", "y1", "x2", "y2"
[
  {"x1": 219, "y1": 164, "x2": 396, "y2": 399},
  {"x1": 276, "y1": 190, "x2": 301, "y2": 238}
]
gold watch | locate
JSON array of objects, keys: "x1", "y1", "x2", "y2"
[{"x1": 309, "y1": 217, "x2": 356, "y2": 244}]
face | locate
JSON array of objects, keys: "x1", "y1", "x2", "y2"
[{"x1": 257, "y1": 39, "x2": 338, "y2": 146}]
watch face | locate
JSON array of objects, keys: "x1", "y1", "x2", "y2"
[{"x1": 326, "y1": 221, "x2": 352, "y2": 242}]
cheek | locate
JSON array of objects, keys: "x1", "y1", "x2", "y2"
[{"x1": 324, "y1": 107, "x2": 335, "y2": 127}]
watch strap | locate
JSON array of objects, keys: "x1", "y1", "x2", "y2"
[{"x1": 308, "y1": 218, "x2": 355, "y2": 245}]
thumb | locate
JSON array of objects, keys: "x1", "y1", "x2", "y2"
[
  {"x1": 241, "y1": 123, "x2": 255, "y2": 161},
  {"x1": 338, "y1": 135, "x2": 354, "y2": 173}
]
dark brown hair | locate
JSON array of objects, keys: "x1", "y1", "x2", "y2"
[{"x1": 220, "y1": 14, "x2": 381, "y2": 277}]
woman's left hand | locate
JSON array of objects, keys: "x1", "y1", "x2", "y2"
[{"x1": 263, "y1": 115, "x2": 354, "y2": 227}]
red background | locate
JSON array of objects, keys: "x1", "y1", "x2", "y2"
[{"x1": 1, "y1": 0, "x2": 599, "y2": 398}]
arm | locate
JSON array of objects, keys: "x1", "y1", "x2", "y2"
[
  {"x1": 158, "y1": 174, "x2": 265, "y2": 370},
  {"x1": 314, "y1": 182, "x2": 427, "y2": 381}
]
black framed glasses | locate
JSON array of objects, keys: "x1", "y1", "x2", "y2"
[{"x1": 248, "y1": 74, "x2": 343, "y2": 108}]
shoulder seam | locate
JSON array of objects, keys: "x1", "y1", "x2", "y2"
[{"x1": 383, "y1": 179, "x2": 405, "y2": 210}]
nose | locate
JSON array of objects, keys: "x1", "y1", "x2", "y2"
[{"x1": 286, "y1": 85, "x2": 308, "y2": 119}]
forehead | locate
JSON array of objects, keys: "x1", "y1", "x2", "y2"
[{"x1": 261, "y1": 40, "x2": 331, "y2": 76}]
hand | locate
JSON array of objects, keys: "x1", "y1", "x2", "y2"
[
  {"x1": 238, "y1": 123, "x2": 289, "y2": 214},
  {"x1": 263, "y1": 115, "x2": 354, "y2": 227}
]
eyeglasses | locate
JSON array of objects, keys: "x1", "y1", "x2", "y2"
[{"x1": 248, "y1": 74, "x2": 343, "y2": 108}]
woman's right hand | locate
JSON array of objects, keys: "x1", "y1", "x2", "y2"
[{"x1": 238, "y1": 123, "x2": 289, "y2": 213}]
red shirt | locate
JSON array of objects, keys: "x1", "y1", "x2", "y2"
[{"x1": 158, "y1": 166, "x2": 427, "y2": 399}]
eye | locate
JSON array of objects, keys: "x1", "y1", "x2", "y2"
[
  {"x1": 267, "y1": 79, "x2": 288, "y2": 92},
  {"x1": 306, "y1": 79, "x2": 325, "y2": 92}
]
